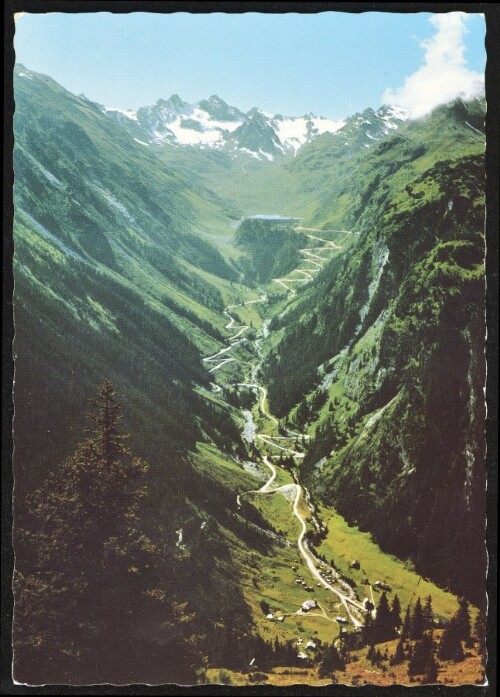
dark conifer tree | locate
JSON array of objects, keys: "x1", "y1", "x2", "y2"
[
  {"x1": 424, "y1": 652, "x2": 439, "y2": 684},
  {"x1": 408, "y1": 632, "x2": 436, "y2": 677},
  {"x1": 318, "y1": 643, "x2": 346, "y2": 677},
  {"x1": 402, "y1": 605, "x2": 412, "y2": 640},
  {"x1": 423, "y1": 596, "x2": 434, "y2": 630},
  {"x1": 455, "y1": 598, "x2": 471, "y2": 642},
  {"x1": 14, "y1": 382, "x2": 198, "y2": 685},
  {"x1": 373, "y1": 592, "x2": 396, "y2": 642},
  {"x1": 363, "y1": 610, "x2": 375, "y2": 646},
  {"x1": 438, "y1": 618, "x2": 465, "y2": 662},
  {"x1": 367, "y1": 645, "x2": 377, "y2": 664},
  {"x1": 391, "y1": 595, "x2": 402, "y2": 633},
  {"x1": 391, "y1": 638, "x2": 406, "y2": 665},
  {"x1": 411, "y1": 597, "x2": 425, "y2": 640}
]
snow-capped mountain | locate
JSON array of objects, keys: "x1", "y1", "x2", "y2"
[{"x1": 99, "y1": 93, "x2": 407, "y2": 160}]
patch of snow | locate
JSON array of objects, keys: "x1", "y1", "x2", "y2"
[
  {"x1": 239, "y1": 147, "x2": 261, "y2": 159},
  {"x1": 167, "y1": 118, "x2": 224, "y2": 145},
  {"x1": 311, "y1": 117, "x2": 345, "y2": 135},
  {"x1": 153, "y1": 108, "x2": 244, "y2": 147},
  {"x1": 273, "y1": 117, "x2": 309, "y2": 154},
  {"x1": 273, "y1": 115, "x2": 345, "y2": 155},
  {"x1": 192, "y1": 108, "x2": 243, "y2": 133},
  {"x1": 382, "y1": 105, "x2": 408, "y2": 121},
  {"x1": 133, "y1": 138, "x2": 150, "y2": 146},
  {"x1": 258, "y1": 148, "x2": 274, "y2": 161},
  {"x1": 103, "y1": 106, "x2": 138, "y2": 121}
]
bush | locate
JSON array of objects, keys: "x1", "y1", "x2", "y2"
[{"x1": 218, "y1": 669, "x2": 232, "y2": 685}]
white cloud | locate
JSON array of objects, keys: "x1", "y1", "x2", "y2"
[{"x1": 382, "y1": 12, "x2": 484, "y2": 119}]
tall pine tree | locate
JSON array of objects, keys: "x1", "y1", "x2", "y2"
[
  {"x1": 423, "y1": 596, "x2": 434, "y2": 630},
  {"x1": 14, "y1": 381, "x2": 198, "y2": 685},
  {"x1": 408, "y1": 632, "x2": 436, "y2": 678},
  {"x1": 411, "y1": 597, "x2": 425, "y2": 640},
  {"x1": 373, "y1": 592, "x2": 396, "y2": 642},
  {"x1": 391, "y1": 595, "x2": 402, "y2": 633},
  {"x1": 402, "y1": 605, "x2": 412, "y2": 640},
  {"x1": 438, "y1": 618, "x2": 465, "y2": 663}
]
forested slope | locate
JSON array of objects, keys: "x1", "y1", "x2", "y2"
[{"x1": 263, "y1": 99, "x2": 486, "y2": 603}]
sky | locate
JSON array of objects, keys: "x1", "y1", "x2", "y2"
[{"x1": 14, "y1": 10, "x2": 485, "y2": 120}]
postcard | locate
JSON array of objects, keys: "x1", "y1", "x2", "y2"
[{"x1": 9, "y1": 5, "x2": 491, "y2": 688}]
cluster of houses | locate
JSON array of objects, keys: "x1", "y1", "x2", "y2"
[
  {"x1": 295, "y1": 576, "x2": 315, "y2": 592},
  {"x1": 315, "y1": 560, "x2": 341, "y2": 587},
  {"x1": 264, "y1": 599, "x2": 319, "y2": 660}
]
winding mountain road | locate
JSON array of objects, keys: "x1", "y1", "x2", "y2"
[
  {"x1": 202, "y1": 224, "x2": 365, "y2": 628},
  {"x1": 272, "y1": 230, "x2": 344, "y2": 294}
]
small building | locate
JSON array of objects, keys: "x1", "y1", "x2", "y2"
[
  {"x1": 302, "y1": 599, "x2": 317, "y2": 612},
  {"x1": 306, "y1": 640, "x2": 317, "y2": 650},
  {"x1": 336, "y1": 616, "x2": 348, "y2": 624},
  {"x1": 276, "y1": 615, "x2": 284, "y2": 622},
  {"x1": 350, "y1": 559, "x2": 361, "y2": 569},
  {"x1": 266, "y1": 613, "x2": 274, "y2": 621},
  {"x1": 297, "y1": 652, "x2": 308, "y2": 660}
]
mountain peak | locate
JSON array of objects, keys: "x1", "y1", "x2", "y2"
[
  {"x1": 156, "y1": 93, "x2": 188, "y2": 110},
  {"x1": 99, "y1": 89, "x2": 407, "y2": 160}
]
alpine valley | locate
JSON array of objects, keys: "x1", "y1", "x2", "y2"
[{"x1": 13, "y1": 64, "x2": 487, "y2": 687}]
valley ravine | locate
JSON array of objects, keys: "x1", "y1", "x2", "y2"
[{"x1": 203, "y1": 225, "x2": 368, "y2": 633}]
